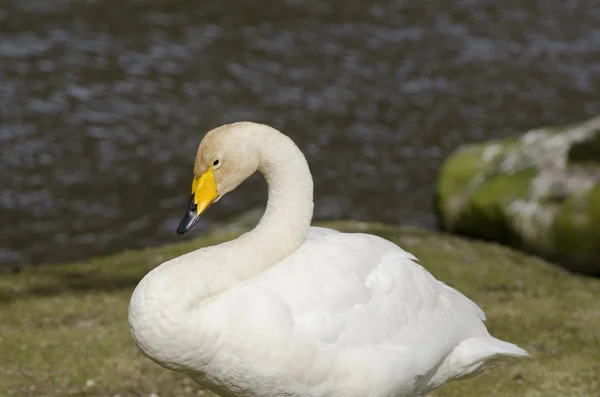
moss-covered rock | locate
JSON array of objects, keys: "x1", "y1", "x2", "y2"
[
  {"x1": 436, "y1": 116, "x2": 600, "y2": 275},
  {"x1": 1, "y1": 220, "x2": 599, "y2": 397}
]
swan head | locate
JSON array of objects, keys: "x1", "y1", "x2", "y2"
[{"x1": 177, "y1": 122, "x2": 261, "y2": 235}]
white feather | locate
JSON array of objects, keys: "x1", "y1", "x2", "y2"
[{"x1": 129, "y1": 122, "x2": 528, "y2": 397}]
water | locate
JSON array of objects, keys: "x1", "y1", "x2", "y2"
[{"x1": 1, "y1": 0, "x2": 600, "y2": 268}]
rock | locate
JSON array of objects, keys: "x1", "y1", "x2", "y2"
[{"x1": 436, "y1": 116, "x2": 600, "y2": 275}]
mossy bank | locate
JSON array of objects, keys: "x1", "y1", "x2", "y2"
[{"x1": 2, "y1": 221, "x2": 599, "y2": 397}]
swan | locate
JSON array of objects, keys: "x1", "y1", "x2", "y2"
[{"x1": 128, "y1": 122, "x2": 528, "y2": 397}]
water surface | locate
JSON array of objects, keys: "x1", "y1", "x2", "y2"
[{"x1": 1, "y1": 0, "x2": 600, "y2": 267}]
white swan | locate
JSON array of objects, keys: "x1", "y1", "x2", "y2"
[{"x1": 128, "y1": 122, "x2": 528, "y2": 397}]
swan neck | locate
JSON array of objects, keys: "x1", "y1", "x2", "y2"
[
  {"x1": 241, "y1": 131, "x2": 314, "y2": 265},
  {"x1": 128, "y1": 126, "x2": 314, "y2": 369}
]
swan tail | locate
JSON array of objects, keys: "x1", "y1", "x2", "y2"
[{"x1": 429, "y1": 336, "x2": 529, "y2": 389}]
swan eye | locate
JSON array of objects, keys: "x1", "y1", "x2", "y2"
[{"x1": 213, "y1": 159, "x2": 220, "y2": 166}]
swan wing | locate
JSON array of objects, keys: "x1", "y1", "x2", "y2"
[{"x1": 196, "y1": 232, "x2": 498, "y2": 395}]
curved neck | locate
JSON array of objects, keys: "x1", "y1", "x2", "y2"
[
  {"x1": 129, "y1": 125, "x2": 314, "y2": 369},
  {"x1": 224, "y1": 129, "x2": 315, "y2": 274},
  {"x1": 179, "y1": 127, "x2": 313, "y2": 299},
  {"x1": 254, "y1": 130, "x2": 315, "y2": 258}
]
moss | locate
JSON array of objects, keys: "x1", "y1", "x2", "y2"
[
  {"x1": 436, "y1": 139, "x2": 520, "y2": 231},
  {"x1": 436, "y1": 145, "x2": 489, "y2": 230},
  {"x1": 551, "y1": 184, "x2": 600, "y2": 274},
  {"x1": 454, "y1": 169, "x2": 535, "y2": 245},
  {"x1": 1, "y1": 221, "x2": 599, "y2": 397}
]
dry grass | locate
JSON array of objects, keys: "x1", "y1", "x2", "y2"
[{"x1": 1, "y1": 221, "x2": 599, "y2": 397}]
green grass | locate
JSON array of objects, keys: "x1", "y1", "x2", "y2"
[{"x1": 1, "y1": 221, "x2": 599, "y2": 397}]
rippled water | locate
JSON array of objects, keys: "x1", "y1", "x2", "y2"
[{"x1": 1, "y1": 0, "x2": 600, "y2": 268}]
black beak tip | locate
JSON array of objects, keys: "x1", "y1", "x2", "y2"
[
  {"x1": 176, "y1": 212, "x2": 198, "y2": 236},
  {"x1": 176, "y1": 195, "x2": 199, "y2": 236},
  {"x1": 176, "y1": 224, "x2": 188, "y2": 236}
]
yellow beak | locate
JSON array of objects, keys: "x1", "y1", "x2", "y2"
[{"x1": 176, "y1": 167, "x2": 219, "y2": 235}]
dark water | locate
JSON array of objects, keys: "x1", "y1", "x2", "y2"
[{"x1": 1, "y1": 0, "x2": 600, "y2": 268}]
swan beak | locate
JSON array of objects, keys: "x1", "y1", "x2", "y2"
[{"x1": 176, "y1": 167, "x2": 219, "y2": 235}]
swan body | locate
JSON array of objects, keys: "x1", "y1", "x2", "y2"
[{"x1": 129, "y1": 122, "x2": 528, "y2": 397}]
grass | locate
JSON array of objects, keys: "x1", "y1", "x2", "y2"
[{"x1": 1, "y1": 221, "x2": 599, "y2": 397}]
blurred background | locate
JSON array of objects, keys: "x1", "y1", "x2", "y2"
[{"x1": 1, "y1": 0, "x2": 600, "y2": 269}]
